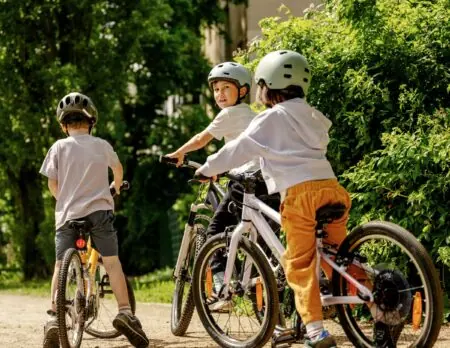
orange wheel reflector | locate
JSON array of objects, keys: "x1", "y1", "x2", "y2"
[
  {"x1": 256, "y1": 277, "x2": 263, "y2": 312},
  {"x1": 412, "y1": 291, "x2": 422, "y2": 331},
  {"x1": 206, "y1": 266, "x2": 213, "y2": 298},
  {"x1": 76, "y1": 238, "x2": 86, "y2": 249}
]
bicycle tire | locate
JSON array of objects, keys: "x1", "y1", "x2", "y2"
[
  {"x1": 171, "y1": 216, "x2": 209, "y2": 336},
  {"x1": 84, "y1": 262, "x2": 136, "y2": 339},
  {"x1": 333, "y1": 221, "x2": 443, "y2": 348},
  {"x1": 192, "y1": 233, "x2": 279, "y2": 348},
  {"x1": 57, "y1": 248, "x2": 85, "y2": 348}
]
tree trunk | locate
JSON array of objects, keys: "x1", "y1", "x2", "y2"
[{"x1": 16, "y1": 167, "x2": 48, "y2": 280}]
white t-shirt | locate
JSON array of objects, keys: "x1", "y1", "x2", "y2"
[
  {"x1": 40, "y1": 134, "x2": 119, "y2": 229},
  {"x1": 207, "y1": 104, "x2": 255, "y2": 143},
  {"x1": 206, "y1": 103, "x2": 258, "y2": 173}
]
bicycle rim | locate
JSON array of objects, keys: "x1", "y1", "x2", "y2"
[
  {"x1": 84, "y1": 262, "x2": 136, "y2": 338},
  {"x1": 57, "y1": 249, "x2": 85, "y2": 348},
  {"x1": 333, "y1": 221, "x2": 442, "y2": 348},
  {"x1": 193, "y1": 234, "x2": 278, "y2": 348},
  {"x1": 171, "y1": 224, "x2": 206, "y2": 336}
]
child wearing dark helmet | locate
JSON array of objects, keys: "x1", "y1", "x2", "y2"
[
  {"x1": 40, "y1": 92, "x2": 149, "y2": 348},
  {"x1": 196, "y1": 51, "x2": 351, "y2": 347}
]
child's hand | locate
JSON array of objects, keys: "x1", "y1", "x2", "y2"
[
  {"x1": 111, "y1": 180, "x2": 121, "y2": 195},
  {"x1": 194, "y1": 169, "x2": 217, "y2": 182},
  {"x1": 165, "y1": 151, "x2": 185, "y2": 167}
]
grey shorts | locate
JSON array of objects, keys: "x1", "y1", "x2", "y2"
[{"x1": 55, "y1": 210, "x2": 118, "y2": 260}]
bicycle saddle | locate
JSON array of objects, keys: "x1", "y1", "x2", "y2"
[
  {"x1": 68, "y1": 220, "x2": 92, "y2": 231},
  {"x1": 315, "y1": 203, "x2": 346, "y2": 224}
]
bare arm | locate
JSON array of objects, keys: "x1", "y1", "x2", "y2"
[
  {"x1": 111, "y1": 160, "x2": 123, "y2": 195},
  {"x1": 48, "y1": 179, "x2": 58, "y2": 199},
  {"x1": 166, "y1": 129, "x2": 214, "y2": 166}
]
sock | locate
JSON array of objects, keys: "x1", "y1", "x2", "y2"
[
  {"x1": 306, "y1": 320, "x2": 324, "y2": 341},
  {"x1": 119, "y1": 305, "x2": 133, "y2": 316}
]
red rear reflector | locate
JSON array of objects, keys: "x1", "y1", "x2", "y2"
[{"x1": 76, "y1": 239, "x2": 86, "y2": 249}]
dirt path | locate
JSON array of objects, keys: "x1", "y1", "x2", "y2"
[{"x1": 0, "y1": 294, "x2": 448, "y2": 347}]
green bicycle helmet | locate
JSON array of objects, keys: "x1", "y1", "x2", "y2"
[
  {"x1": 254, "y1": 50, "x2": 311, "y2": 95},
  {"x1": 56, "y1": 92, "x2": 98, "y2": 125}
]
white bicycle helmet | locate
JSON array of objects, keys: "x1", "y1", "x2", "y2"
[
  {"x1": 254, "y1": 50, "x2": 311, "y2": 95},
  {"x1": 208, "y1": 62, "x2": 252, "y2": 89},
  {"x1": 56, "y1": 92, "x2": 98, "y2": 125}
]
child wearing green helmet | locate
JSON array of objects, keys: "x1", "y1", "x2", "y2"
[
  {"x1": 196, "y1": 50, "x2": 350, "y2": 347},
  {"x1": 40, "y1": 92, "x2": 149, "y2": 348}
]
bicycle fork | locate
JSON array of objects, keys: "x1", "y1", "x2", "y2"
[{"x1": 173, "y1": 204, "x2": 198, "y2": 279}]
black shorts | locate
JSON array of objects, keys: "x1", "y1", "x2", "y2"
[{"x1": 55, "y1": 210, "x2": 118, "y2": 260}]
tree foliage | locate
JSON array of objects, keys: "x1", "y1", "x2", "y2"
[
  {"x1": 237, "y1": 0, "x2": 449, "y2": 263},
  {"x1": 0, "y1": 0, "x2": 243, "y2": 278}
]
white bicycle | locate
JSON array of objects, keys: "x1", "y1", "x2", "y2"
[{"x1": 191, "y1": 171, "x2": 442, "y2": 348}]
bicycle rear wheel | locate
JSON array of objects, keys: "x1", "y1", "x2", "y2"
[
  {"x1": 57, "y1": 248, "x2": 85, "y2": 348},
  {"x1": 171, "y1": 219, "x2": 208, "y2": 336},
  {"x1": 84, "y1": 261, "x2": 136, "y2": 338},
  {"x1": 333, "y1": 221, "x2": 442, "y2": 348},
  {"x1": 192, "y1": 233, "x2": 279, "y2": 348}
]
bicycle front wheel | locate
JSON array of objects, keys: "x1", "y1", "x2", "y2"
[
  {"x1": 84, "y1": 261, "x2": 136, "y2": 339},
  {"x1": 57, "y1": 248, "x2": 85, "y2": 348},
  {"x1": 171, "y1": 220, "x2": 208, "y2": 336},
  {"x1": 333, "y1": 221, "x2": 442, "y2": 348},
  {"x1": 192, "y1": 233, "x2": 279, "y2": 348}
]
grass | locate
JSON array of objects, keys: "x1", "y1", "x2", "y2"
[{"x1": 0, "y1": 268, "x2": 175, "y2": 304}]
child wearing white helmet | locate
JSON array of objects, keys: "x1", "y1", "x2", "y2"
[
  {"x1": 166, "y1": 61, "x2": 255, "y2": 165},
  {"x1": 40, "y1": 92, "x2": 149, "y2": 348},
  {"x1": 165, "y1": 62, "x2": 280, "y2": 310},
  {"x1": 196, "y1": 50, "x2": 350, "y2": 347}
]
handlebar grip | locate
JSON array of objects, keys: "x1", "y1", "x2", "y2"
[
  {"x1": 159, "y1": 155, "x2": 179, "y2": 165},
  {"x1": 193, "y1": 173, "x2": 211, "y2": 181},
  {"x1": 110, "y1": 180, "x2": 130, "y2": 196}
]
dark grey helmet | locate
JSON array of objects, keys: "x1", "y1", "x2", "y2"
[{"x1": 56, "y1": 92, "x2": 98, "y2": 124}]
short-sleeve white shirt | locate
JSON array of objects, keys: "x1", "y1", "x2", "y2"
[
  {"x1": 206, "y1": 104, "x2": 256, "y2": 144},
  {"x1": 206, "y1": 103, "x2": 258, "y2": 173},
  {"x1": 40, "y1": 134, "x2": 119, "y2": 229}
]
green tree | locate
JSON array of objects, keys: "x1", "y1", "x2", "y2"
[{"x1": 0, "y1": 0, "x2": 245, "y2": 279}]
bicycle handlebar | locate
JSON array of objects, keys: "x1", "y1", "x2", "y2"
[
  {"x1": 160, "y1": 155, "x2": 259, "y2": 184},
  {"x1": 159, "y1": 155, "x2": 202, "y2": 169}
]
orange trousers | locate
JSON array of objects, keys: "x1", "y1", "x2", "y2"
[{"x1": 280, "y1": 179, "x2": 351, "y2": 324}]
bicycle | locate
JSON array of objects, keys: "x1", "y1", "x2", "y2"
[
  {"x1": 191, "y1": 171, "x2": 443, "y2": 348},
  {"x1": 56, "y1": 181, "x2": 136, "y2": 348},
  {"x1": 160, "y1": 155, "x2": 227, "y2": 336}
]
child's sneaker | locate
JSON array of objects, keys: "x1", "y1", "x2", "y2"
[
  {"x1": 43, "y1": 310, "x2": 59, "y2": 348},
  {"x1": 113, "y1": 312, "x2": 149, "y2": 348},
  {"x1": 304, "y1": 330, "x2": 337, "y2": 348}
]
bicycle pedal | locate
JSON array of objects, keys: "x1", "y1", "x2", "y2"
[{"x1": 272, "y1": 326, "x2": 297, "y2": 347}]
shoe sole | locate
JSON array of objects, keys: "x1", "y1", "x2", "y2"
[
  {"x1": 43, "y1": 326, "x2": 59, "y2": 348},
  {"x1": 113, "y1": 317, "x2": 149, "y2": 348}
]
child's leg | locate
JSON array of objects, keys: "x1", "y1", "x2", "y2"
[
  {"x1": 101, "y1": 256, "x2": 131, "y2": 310},
  {"x1": 88, "y1": 210, "x2": 149, "y2": 346},
  {"x1": 281, "y1": 180, "x2": 350, "y2": 340},
  {"x1": 50, "y1": 261, "x2": 61, "y2": 312}
]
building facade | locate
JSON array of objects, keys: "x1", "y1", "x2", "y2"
[{"x1": 204, "y1": 0, "x2": 321, "y2": 65}]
